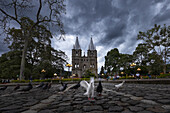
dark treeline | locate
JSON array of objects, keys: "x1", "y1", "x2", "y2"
[
  {"x1": 102, "y1": 24, "x2": 170, "y2": 76},
  {"x1": 0, "y1": 18, "x2": 67, "y2": 79}
]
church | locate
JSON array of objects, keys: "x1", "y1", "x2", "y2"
[{"x1": 72, "y1": 37, "x2": 98, "y2": 77}]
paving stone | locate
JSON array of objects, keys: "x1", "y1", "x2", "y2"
[
  {"x1": 83, "y1": 105, "x2": 103, "y2": 112},
  {"x1": 122, "y1": 109, "x2": 133, "y2": 113},
  {"x1": 136, "y1": 103, "x2": 154, "y2": 108},
  {"x1": 162, "y1": 105, "x2": 170, "y2": 110},
  {"x1": 86, "y1": 111, "x2": 105, "y2": 113},
  {"x1": 95, "y1": 100, "x2": 106, "y2": 104},
  {"x1": 102, "y1": 104, "x2": 109, "y2": 109},
  {"x1": 22, "y1": 110, "x2": 37, "y2": 113},
  {"x1": 109, "y1": 106, "x2": 124, "y2": 112},
  {"x1": 130, "y1": 96, "x2": 143, "y2": 101},
  {"x1": 121, "y1": 97, "x2": 130, "y2": 102},
  {"x1": 57, "y1": 106, "x2": 73, "y2": 112},
  {"x1": 30, "y1": 103, "x2": 47, "y2": 110},
  {"x1": 112, "y1": 97, "x2": 120, "y2": 101},
  {"x1": 147, "y1": 106, "x2": 168, "y2": 113},
  {"x1": 117, "y1": 102, "x2": 129, "y2": 107},
  {"x1": 0, "y1": 105, "x2": 22, "y2": 111},
  {"x1": 137, "y1": 110, "x2": 154, "y2": 113},
  {"x1": 3, "y1": 108, "x2": 29, "y2": 113},
  {"x1": 41, "y1": 98, "x2": 55, "y2": 104},
  {"x1": 127, "y1": 100, "x2": 140, "y2": 105},
  {"x1": 38, "y1": 109, "x2": 54, "y2": 113},
  {"x1": 141, "y1": 99, "x2": 159, "y2": 105},
  {"x1": 128, "y1": 106, "x2": 144, "y2": 112},
  {"x1": 75, "y1": 98, "x2": 82, "y2": 101},
  {"x1": 157, "y1": 99, "x2": 170, "y2": 104},
  {"x1": 69, "y1": 110, "x2": 83, "y2": 113},
  {"x1": 58, "y1": 102, "x2": 71, "y2": 106},
  {"x1": 23, "y1": 100, "x2": 39, "y2": 107},
  {"x1": 71, "y1": 100, "x2": 84, "y2": 105}
]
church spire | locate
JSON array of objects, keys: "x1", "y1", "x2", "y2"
[
  {"x1": 74, "y1": 37, "x2": 81, "y2": 49},
  {"x1": 88, "y1": 37, "x2": 96, "y2": 50}
]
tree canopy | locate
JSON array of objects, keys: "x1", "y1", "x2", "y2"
[{"x1": 0, "y1": 0, "x2": 66, "y2": 80}]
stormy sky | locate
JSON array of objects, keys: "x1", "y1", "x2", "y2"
[{"x1": 1, "y1": 0, "x2": 170, "y2": 72}]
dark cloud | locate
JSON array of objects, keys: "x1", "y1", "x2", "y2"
[{"x1": 1, "y1": 0, "x2": 170, "y2": 70}]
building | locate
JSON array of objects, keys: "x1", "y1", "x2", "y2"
[{"x1": 72, "y1": 37, "x2": 97, "y2": 77}]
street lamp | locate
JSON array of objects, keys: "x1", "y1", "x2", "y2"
[
  {"x1": 121, "y1": 72, "x2": 124, "y2": 74},
  {"x1": 130, "y1": 63, "x2": 136, "y2": 77},
  {"x1": 102, "y1": 73, "x2": 104, "y2": 77},
  {"x1": 41, "y1": 69, "x2": 46, "y2": 79},
  {"x1": 54, "y1": 73, "x2": 57, "y2": 79},
  {"x1": 137, "y1": 68, "x2": 141, "y2": 71},
  {"x1": 130, "y1": 63, "x2": 136, "y2": 67},
  {"x1": 137, "y1": 68, "x2": 141, "y2": 79},
  {"x1": 66, "y1": 63, "x2": 72, "y2": 78}
]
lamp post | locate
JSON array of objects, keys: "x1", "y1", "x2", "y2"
[
  {"x1": 102, "y1": 73, "x2": 104, "y2": 78},
  {"x1": 66, "y1": 63, "x2": 72, "y2": 78},
  {"x1": 137, "y1": 68, "x2": 141, "y2": 71},
  {"x1": 54, "y1": 73, "x2": 57, "y2": 79},
  {"x1": 130, "y1": 63, "x2": 136, "y2": 77},
  {"x1": 121, "y1": 72, "x2": 124, "y2": 76},
  {"x1": 41, "y1": 69, "x2": 46, "y2": 79},
  {"x1": 137, "y1": 68, "x2": 141, "y2": 79}
]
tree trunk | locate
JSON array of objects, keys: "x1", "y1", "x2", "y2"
[
  {"x1": 19, "y1": 35, "x2": 29, "y2": 80},
  {"x1": 163, "y1": 65, "x2": 166, "y2": 74}
]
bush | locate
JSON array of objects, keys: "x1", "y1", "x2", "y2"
[{"x1": 157, "y1": 73, "x2": 170, "y2": 78}]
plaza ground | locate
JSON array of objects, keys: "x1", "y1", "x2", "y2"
[{"x1": 0, "y1": 79, "x2": 170, "y2": 113}]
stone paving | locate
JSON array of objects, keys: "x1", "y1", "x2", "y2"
[{"x1": 0, "y1": 82, "x2": 170, "y2": 113}]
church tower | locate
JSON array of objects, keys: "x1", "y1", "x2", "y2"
[
  {"x1": 87, "y1": 37, "x2": 98, "y2": 76},
  {"x1": 72, "y1": 36, "x2": 97, "y2": 77},
  {"x1": 72, "y1": 37, "x2": 82, "y2": 77}
]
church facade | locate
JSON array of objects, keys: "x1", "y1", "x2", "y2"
[{"x1": 72, "y1": 37, "x2": 98, "y2": 77}]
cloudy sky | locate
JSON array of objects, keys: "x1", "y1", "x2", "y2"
[{"x1": 0, "y1": 0, "x2": 170, "y2": 72}]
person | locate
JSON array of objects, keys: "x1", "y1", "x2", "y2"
[
  {"x1": 148, "y1": 73, "x2": 151, "y2": 79},
  {"x1": 136, "y1": 73, "x2": 140, "y2": 80},
  {"x1": 117, "y1": 75, "x2": 120, "y2": 79},
  {"x1": 30, "y1": 76, "x2": 33, "y2": 82}
]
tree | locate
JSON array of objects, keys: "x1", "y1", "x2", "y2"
[
  {"x1": 105, "y1": 48, "x2": 120, "y2": 74},
  {"x1": 147, "y1": 52, "x2": 163, "y2": 75},
  {"x1": 0, "y1": 51, "x2": 21, "y2": 79},
  {"x1": 0, "y1": 0, "x2": 66, "y2": 80},
  {"x1": 133, "y1": 43, "x2": 149, "y2": 66},
  {"x1": 105, "y1": 48, "x2": 133, "y2": 75},
  {"x1": 118, "y1": 54, "x2": 133, "y2": 75},
  {"x1": 84, "y1": 69, "x2": 95, "y2": 78},
  {"x1": 138, "y1": 24, "x2": 170, "y2": 73},
  {"x1": 99, "y1": 66, "x2": 104, "y2": 77},
  {"x1": 2, "y1": 20, "x2": 67, "y2": 79}
]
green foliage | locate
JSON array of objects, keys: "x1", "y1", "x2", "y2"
[
  {"x1": 133, "y1": 43, "x2": 149, "y2": 66},
  {"x1": 0, "y1": 51, "x2": 21, "y2": 79},
  {"x1": 157, "y1": 73, "x2": 170, "y2": 78},
  {"x1": 0, "y1": 23, "x2": 67, "y2": 79},
  {"x1": 100, "y1": 66, "x2": 104, "y2": 75},
  {"x1": 137, "y1": 24, "x2": 170, "y2": 73},
  {"x1": 105, "y1": 48, "x2": 133, "y2": 75},
  {"x1": 84, "y1": 69, "x2": 95, "y2": 78}
]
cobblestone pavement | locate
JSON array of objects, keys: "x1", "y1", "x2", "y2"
[{"x1": 0, "y1": 82, "x2": 170, "y2": 113}]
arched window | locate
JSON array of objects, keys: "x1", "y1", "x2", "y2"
[{"x1": 76, "y1": 51, "x2": 78, "y2": 56}]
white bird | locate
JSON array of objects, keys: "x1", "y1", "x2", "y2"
[
  {"x1": 80, "y1": 77, "x2": 95, "y2": 100},
  {"x1": 115, "y1": 81, "x2": 125, "y2": 90}
]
